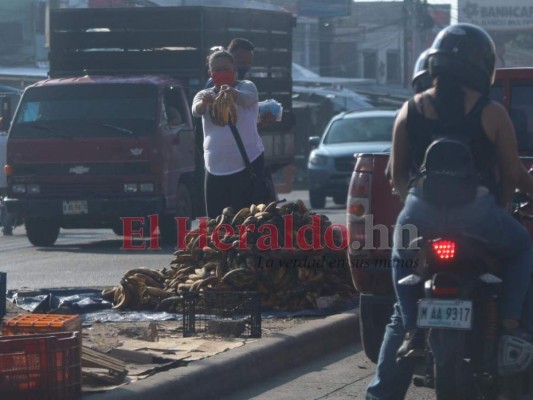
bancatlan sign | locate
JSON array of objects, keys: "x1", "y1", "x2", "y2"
[{"x1": 458, "y1": 0, "x2": 533, "y2": 30}]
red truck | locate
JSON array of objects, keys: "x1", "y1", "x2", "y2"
[
  {"x1": 4, "y1": 6, "x2": 295, "y2": 246},
  {"x1": 347, "y1": 68, "x2": 533, "y2": 362}
]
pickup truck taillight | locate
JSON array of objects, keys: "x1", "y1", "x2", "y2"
[{"x1": 347, "y1": 156, "x2": 373, "y2": 250}]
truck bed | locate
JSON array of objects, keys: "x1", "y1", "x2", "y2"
[{"x1": 49, "y1": 7, "x2": 295, "y2": 170}]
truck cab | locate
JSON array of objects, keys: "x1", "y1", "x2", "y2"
[
  {"x1": 5, "y1": 76, "x2": 195, "y2": 246},
  {"x1": 347, "y1": 68, "x2": 533, "y2": 362}
]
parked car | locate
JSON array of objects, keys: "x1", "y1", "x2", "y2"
[{"x1": 307, "y1": 109, "x2": 396, "y2": 209}]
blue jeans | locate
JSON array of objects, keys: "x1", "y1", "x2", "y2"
[
  {"x1": 393, "y1": 190, "x2": 533, "y2": 330},
  {"x1": 366, "y1": 303, "x2": 414, "y2": 400}
]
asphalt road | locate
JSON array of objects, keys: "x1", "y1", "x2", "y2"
[{"x1": 0, "y1": 190, "x2": 346, "y2": 290}]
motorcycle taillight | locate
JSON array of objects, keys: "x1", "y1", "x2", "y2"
[{"x1": 432, "y1": 240, "x2": 456, "y2": 260}]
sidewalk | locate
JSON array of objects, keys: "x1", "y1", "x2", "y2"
[{"x1": 83, "y1": 309, "x2": 359, "y2": 400}]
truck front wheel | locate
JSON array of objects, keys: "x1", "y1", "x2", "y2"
[
  {"x1": 309, "y1": 190, "x2": 326, "y2": 209},
  {"x1": 333, "y1": 194, "x2": 346, "y2": 205},
  {"x1": 25, "y1": 218, "x2": 60, "y2": 247}
]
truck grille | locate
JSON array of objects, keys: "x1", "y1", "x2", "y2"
[
  {"x1": 41, "y1": 182, "x2": 121, "y2": 197},
  {"x1": 335, "y1": 156, "x2": 356, "y2": 172}
]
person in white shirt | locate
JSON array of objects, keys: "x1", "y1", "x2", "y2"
[{"x1": 192, "y1": 50, "x2": 266, "y2": 218}]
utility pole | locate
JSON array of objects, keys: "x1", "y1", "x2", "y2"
[{"x1": 403, "y1": 0, "x2": 419, "y2": 87}]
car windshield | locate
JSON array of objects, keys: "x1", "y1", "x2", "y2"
[
  {"x1": 323, "y1": 115, "x2": 394, "y2": 144},
  {"x1": 10, "y1": 84, "x2": 158, "y2": 138}
]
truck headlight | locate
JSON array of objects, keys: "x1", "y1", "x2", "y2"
[
  {"x1": 12, "y1": 184, "x2": 26, "y2": 194},
  {"x1": 27, "y1": 184, "x2": 41, "y2": 194},
  {"x1": 123, "y1": 183, "x2": 138, "y2": 193},
  {"x1": 139, "y1": 183, "x2": 154, "y2": 192},
  {"x1": 309, "y1": 154, "x2": 328, "y2": 166}
]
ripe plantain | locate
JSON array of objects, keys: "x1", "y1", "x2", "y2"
[
  {"x1": 210, "y1": 91, "x2": 237, "y2": 126},
  {"x1": 143, "y1": 286, "x2": 174, "y2": 298}
]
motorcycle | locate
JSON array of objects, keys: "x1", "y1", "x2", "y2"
[{"x1": 398, "y1": 193, "x2": 533, "y2": 400}]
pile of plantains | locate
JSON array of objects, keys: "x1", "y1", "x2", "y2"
[{"x1": 102, "y1": 200, "x2": 357, "y2": 312}]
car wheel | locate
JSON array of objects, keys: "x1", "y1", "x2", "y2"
[
  {"x1": 333, "y1": 194, "x2": 346, "y2": 205},
  {"x1": 309, "y1": 190, "x2": 326, "y2": 209},
  {"x1": 25, "y1": 218, "x2": 60, "y2": 247}
]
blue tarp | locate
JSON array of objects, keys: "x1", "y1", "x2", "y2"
[{"x1": 7, "y1": 288, "x2": 358, "y2": 325}]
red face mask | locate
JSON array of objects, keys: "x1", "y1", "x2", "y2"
[{"x1": 211, "y1": 70, "x2": 235, "y2": 87}]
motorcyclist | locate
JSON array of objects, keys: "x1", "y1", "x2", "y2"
[
  {"x1": 366, "y1": 23, "x2": 533, "y2": 400},
  {"x1": 410, "y1": 49, "x2": 431, "y2": 95}
]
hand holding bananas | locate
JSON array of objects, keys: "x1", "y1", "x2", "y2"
[{"x1": 210, "y1": 85, "x2": 238, "y2": 126}]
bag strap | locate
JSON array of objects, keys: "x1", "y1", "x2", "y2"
[{"x1": 228, "y1": 122, "x2": 252, "y2": 171}]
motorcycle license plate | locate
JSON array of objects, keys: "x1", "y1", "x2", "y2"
[
  {"x1": 62, "y1": 200, "x2": 88, "y2": 215},
  {"x1": 417, "y1": 299, "x2": 473, "y2": 330}
]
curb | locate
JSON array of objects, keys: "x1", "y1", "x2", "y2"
[{"x1": 83, "y1": 309, "x2": 359, "y2": 400}]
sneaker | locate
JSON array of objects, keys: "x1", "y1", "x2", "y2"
[{"x1": 397, "y1": 329, "x2": 425, "y2": 361}]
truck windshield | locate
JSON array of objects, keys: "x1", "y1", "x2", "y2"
[
  {"x1": 10, "y1": 84, "x2": 157, "y2": 138},
  {"x1": 323, "y1": 116, "x2": 394, "y2": 144}
]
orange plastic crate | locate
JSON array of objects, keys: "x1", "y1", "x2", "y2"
[
  {"x1": 0, "y1": 331, "x2": 81, "y2": 400},
  {"x1": 2, "y1": 314, "x2": 81, "y2": 337}
]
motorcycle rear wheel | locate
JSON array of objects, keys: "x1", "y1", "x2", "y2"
[
  {"x1": 434, "y1": 359, "x2": 479, "y2": 400},
  {"x1": 430, "y1": 329, "x2": 490, "y2": 400}
]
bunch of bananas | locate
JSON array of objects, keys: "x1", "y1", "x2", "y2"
[
  {"x1": 209, "y1": 90, "x2": 237, "y2": 126},
  {"x1": 102, "y1": 268, "x2": 172, "y2": 310},
  {"x1": 105, "y1": 200, "x2": 357, "y2": 312}
]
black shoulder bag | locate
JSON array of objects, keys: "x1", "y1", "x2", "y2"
[{"x1": 228, "y1": 122, "x2": 277, "y2": 204}]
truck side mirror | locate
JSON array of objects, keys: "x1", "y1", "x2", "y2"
[{"x1": 309, "y1": 136, "x2": 321, "y2": 148}]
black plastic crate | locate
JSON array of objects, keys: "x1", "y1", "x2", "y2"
[
  {"x1": 0, "y1": 272, "x2": 5, "y2": 320},
  {"x1": 183, "y1": 291, "x2": 261, "y2": 338}
]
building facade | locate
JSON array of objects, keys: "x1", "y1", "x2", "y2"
[{"x1": 456, "y1": 0, "x2": 533, "y2": 68}]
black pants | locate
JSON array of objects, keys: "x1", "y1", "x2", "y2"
[{"x1": 204, "y1": 153, "x2": 266, "y2": 218}]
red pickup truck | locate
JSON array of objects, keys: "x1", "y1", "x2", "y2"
[{"x1": 347, "y1": 68, "x2": 533, "y2": 362}]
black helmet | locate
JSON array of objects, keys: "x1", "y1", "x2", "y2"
[
  {"x1": 427, "y1": 23, "x2": 496, "y2": 92},
  {"x1": 412, "y1": 49, "x2": 431, "y2": 93}
]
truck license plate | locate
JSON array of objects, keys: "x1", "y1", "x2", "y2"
[
  {"x1": 62, "y1": 200, "x2": 88, "y2": 215},
  {"x1": 417, "y1": 299, "x2": 472, "y2": 330}
]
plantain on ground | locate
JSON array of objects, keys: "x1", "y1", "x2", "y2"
[{"x1": 104, "y1": 200, "x2": 357, "y2": 312}]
